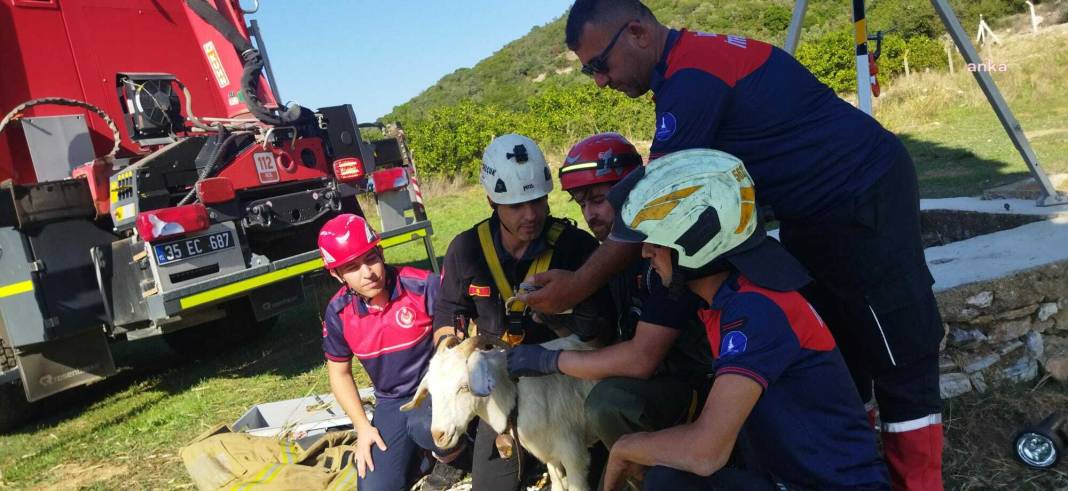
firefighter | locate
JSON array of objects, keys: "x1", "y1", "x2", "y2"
[
  {"x1": 318, "y1": 214, "x2": 464, "y2": 491},
  {"x1": 431, "y1": 133, "x2": 615, "y2": 490},
  {"x1": 522, "y1": 2, "x2": 946, "y2": 488},
  {"x1": 601, "y1": 149, "x2": 888, "y2": 490},
  {"x1": 511, "y1": 133, "x2": 713, "y2": 453}
]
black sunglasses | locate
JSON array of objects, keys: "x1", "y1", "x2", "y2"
[{"x1": 581, "y1": 20, "x2": 635, "y2": 76}]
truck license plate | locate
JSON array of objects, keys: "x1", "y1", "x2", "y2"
[{"x1": 154, "y1": 231, "x2": 235, "y2": 265}]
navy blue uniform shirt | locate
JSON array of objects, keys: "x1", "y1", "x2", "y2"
[
  {"x1": 645, "y1": 273, "x2": 889, "y2": 490},
  {"x1": 650, "y1": 29, "x2": 899, "y2": 221}
]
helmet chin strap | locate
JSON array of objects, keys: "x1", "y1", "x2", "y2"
[
  {"x1": 649, "y1": 252, "x2": 733, "y2": 300},
  {"x1": 667, "y1": 264, "x2": 690, "y2": 301}
]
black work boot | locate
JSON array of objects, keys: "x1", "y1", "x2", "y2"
[
  {"x1": 422, "y1": 438, "x2": 472, "y2": 491},
  {"x1": 421, "y1": 460, "x2": 467, "y2": 491}
]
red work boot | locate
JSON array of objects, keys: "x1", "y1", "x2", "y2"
[{"x1": 882, "y1": 416, "x2": 944, "y2": 491}]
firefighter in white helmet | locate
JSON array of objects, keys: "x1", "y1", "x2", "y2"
[{"x1": 425, "y1": 133, "x2": 615, "y2": 490}]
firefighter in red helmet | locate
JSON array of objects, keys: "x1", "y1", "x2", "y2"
[
  {"x1": 318, "y1": 214, "x2": 466, "y2": 490},
  {"x1": 558, "y1": 133, "x2": 643, "y2": 242},
  {"x1": 508, "y1": 134, "x2": 715, "y2": 475}
]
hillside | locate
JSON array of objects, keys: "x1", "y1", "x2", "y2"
[
  {"x1": 378, "y1": 0, "x2": 1064, "y2": 183},
  {"x1": 384, "y1": 0, "x2": 1040, "y2": 125}
]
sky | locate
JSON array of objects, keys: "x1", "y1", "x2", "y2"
[{"x1": 248, "y1": 0, "x2": 575, "y2": 122}]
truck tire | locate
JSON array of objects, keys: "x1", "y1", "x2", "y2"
[
  {"x1": 163, "y1": 300, "x2": 270, "y2": 359},
  {"x1": 1, "y1": 336, "x2": 16, "y2": 372},
  {"x1": 0, "y1": 337, "x2": 33, "y2": 433},
  {"x1": 0, "y1": 381, "x2": 32, "y2": 433}
]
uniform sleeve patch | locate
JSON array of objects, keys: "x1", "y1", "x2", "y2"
[
  {"x1": 720, "y1": 330, "x2": 748, "y2": 357},
  {"x1": 468, "y1": 284, "x2": 492, "y2": 297},
  {"x1": 654, "y1": 112, "x2": 677, "y2": 141}
]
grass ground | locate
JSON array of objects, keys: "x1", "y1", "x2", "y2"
[
  {"x1": 875, "y1": 24, "x2": 1068, "y2": 197},
  {"x1": 3, "y1": 22, "x2": 1068, "y2": 491}
]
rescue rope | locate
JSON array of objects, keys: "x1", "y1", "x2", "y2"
[{"x1": 0, "y1": 97, "x2": 122, "y2": 158}]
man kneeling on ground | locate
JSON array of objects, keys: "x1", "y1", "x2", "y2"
[
  {"x1": 510, "y1": 133, "x2": 713, "y2": 455},
  {"x1": 319, "y1": 214, "x2": 465, "y2": 490},
  {"x1": 514, "y1": 149, "x2": 890, "y2": 490}
]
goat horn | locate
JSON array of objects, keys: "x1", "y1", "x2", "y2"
[
  {"x1": 435, "y1": 334, "x2": 461, "y2": 354},
  {"x1": 457, "y1": 335, "x2": 510, "y2": 357},
  {"x1": 470, "y1": 335, "x2": 511, "y2": 351}
]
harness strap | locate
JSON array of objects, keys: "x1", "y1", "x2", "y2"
[
  {"x1": 477, "y1": 220, "x2": 512, "y2": 306},
  {"x1": 476, "y1": 220, "x2": 565, "y2": 313}
]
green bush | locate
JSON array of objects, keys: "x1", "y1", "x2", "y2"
[
  {"x1": 796, "y1": 29, "x2": 856, "y2": 93},
  {"x1": 877, "y1": 34, "x2": 909, "y2": 77},
  {"x1": 405, "y1": 101, "x2": 523, "y2": 181},
  {"x1": 522, "y1": 84, "x2": 652, "y2": 150},
  {"x1": 402, "y1": 85, "x2": 655, "y2": 180},
  {"x1": 905, "y1": 35, "x2": 948, "y2": 72},
  {"x1": 390, "y1": 0, "x2": 1031, "y2": 177}
]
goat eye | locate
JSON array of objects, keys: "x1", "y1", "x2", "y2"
[{"x1": 457, "y1": 384, "x2": 470, "y2": 394}]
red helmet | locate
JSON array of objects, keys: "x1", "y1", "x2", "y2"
[
  {"x1": 559, "y1": 132, "x2": 643, "y2": 192},
  {"x1": 318, "y1": 214, "x2": 381, "y2": 270}
]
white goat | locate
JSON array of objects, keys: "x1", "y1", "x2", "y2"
[{"x1": 401, "y1": 335, "x2": 598, "y2": 491}]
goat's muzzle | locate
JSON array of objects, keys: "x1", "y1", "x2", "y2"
[{"x1": 432, "y1": 429, "x2": 458, "y2": 449}]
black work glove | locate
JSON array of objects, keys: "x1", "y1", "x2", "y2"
[{"x1": 506, "y1": 345, "x2": 561, "y2": 377}]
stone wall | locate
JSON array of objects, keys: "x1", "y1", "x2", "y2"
[{"x1": 935, "y1": 260, "x2": 1068, "y2": 399}]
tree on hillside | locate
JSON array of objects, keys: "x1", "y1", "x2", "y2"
[{"x1": 388, "y1": 0, "x2": 1037, "y2": 179}]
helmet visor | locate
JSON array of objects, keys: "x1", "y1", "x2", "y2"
[{"x1": 605, "y1": 166, "x2": 648, "y2": 243}]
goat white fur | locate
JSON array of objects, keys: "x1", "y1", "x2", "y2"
[{"x1": 401, "y1": 335, "x2": 598, "y2": 491}]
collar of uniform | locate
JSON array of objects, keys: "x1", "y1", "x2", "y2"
[
  {"x1": 353, "y1": 265, "x2": 400, "y2": 317},
  {"x1": 488, "y1": 212, "x2": 553, "y2": 263},
  {"x1": 650, "y1": 28, "x2": 684, "y2": 94},
  {"x1": 709, "y1": 271, "x2": 743, "y2": 310}
]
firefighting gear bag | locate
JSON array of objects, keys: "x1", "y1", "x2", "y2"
[{"x1": 179, "y1": 424, "x2": 361, "y2": 491}]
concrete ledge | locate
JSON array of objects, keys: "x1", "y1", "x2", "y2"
[
  {"x1": 927, "y1": 216, "x2": 1068, "y2": 292},
  {"x1": 922, "y1": 196, "x2": 1068, "y2": 216}
]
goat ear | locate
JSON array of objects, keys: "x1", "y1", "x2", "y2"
[
  {"x1": 400, "y1": 376, "x2": 429, "y2": 412},
  {"x1": 467, "y1": 351, "x2": 497, "y2": 397}
]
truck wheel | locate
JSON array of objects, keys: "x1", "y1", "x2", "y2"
[
  {"x1": 0, "y1": 337, "x2": 15, "y2": 373},
  {"x1": 163, "y1": 301, "x2": 268, "y2": 359},
  {"x1": 0, "y1": 382, "x2": 32, "y2": 433}
]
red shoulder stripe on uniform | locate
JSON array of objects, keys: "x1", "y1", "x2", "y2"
[
  {"x1": 698, "y1": 309, "x2": 722, "y2": 358},
  {"x1": 736, "y1": 277, "x2": 836, "y2": 351},
  {"x1": 664, "y1": 31, "x2": 773, "y2": 88}
]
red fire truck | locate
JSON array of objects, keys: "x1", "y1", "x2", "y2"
[{"x1": 0, "y1": 0, "x2": 426, "y2": 430}]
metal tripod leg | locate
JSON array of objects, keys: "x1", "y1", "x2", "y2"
[
  {"x1": 852, "y1": 0, "x2": 874, "y2": 115},
  {"x1": 423, "y1": 233, "x2": 439, "y2": 274},
  {"x1": 931, "y1": 0, "x2": 1066, "y2": 206},
  {"x1": 784, "y1": 0, "x2": 808, "y2": 55}
]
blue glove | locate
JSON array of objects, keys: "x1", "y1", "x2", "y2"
[{"x1": 507, "y1": 345, "x2": 561, "y2": 377}]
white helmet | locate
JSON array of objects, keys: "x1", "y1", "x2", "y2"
[
  {"x1": 608, "y1": 148, "x2": 809, "y2": 291},
  {"x1": 480, "y1": 134, "x2": 553, "y2": 205}
]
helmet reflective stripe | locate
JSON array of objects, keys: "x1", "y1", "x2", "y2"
[
  {"x1": 629, "y1": 185, "x2": 702, "y2": 228},
  {"x1": 619, "y1": 149, "x2": 756, "y2": 269},
  {"x1": 480, "y1": 134, "x2": 553, "y2": 205},
  {"x1": 560, "y1": 162, "x2": 599, "y2": 172},
  {"x1": 560, "y1": 132, "x2": 642, "y2": 191}
]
